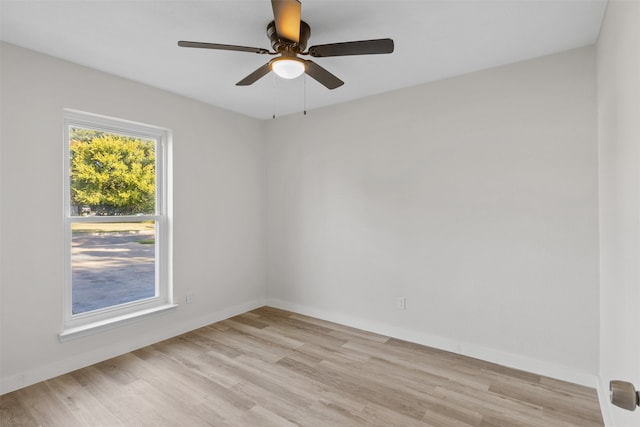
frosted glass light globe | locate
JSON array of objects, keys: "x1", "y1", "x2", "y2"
[{"x1": 272, "y1": 58, "x2": 305, "y2": 79}]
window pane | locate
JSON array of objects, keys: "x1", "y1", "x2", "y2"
[
  {"x1": 69, "y1": 127, "x2": 156, "y2": 216},
  {"x1": 71, "y1": 222, "x2": 156, "y2": 314}
]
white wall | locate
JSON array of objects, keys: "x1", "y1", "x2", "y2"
[
  {"x1": 597, "y1": 1, "x2": 640, "y2": 426},
  {"x1": 265, "y1": 47, "x2": 600, "y2": 385},
  {"x1": 0, "y1": 43, "x2": 266, "y2": 393}
]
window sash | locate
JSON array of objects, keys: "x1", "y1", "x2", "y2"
[{"x1": 62, "y1": 110, "x2": 170, "y2": 332}]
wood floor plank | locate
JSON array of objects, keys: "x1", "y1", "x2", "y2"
[
  {"x1": 289, "y1": 314, "x2": 390, "y2": 344},
  {"x1": 488, "y1": 379, "x2": 603, "y2": 424},
  {"x1": 1, "y1": 307, "x2": 604, "y2": 426},
  {"x1": 13, "y1": 382, "x2": 85, "y2": 427},
  {"x1": 71, "y1": 366, "x2": 169, "y2": 426},
  {"x1": 239, "y1": 404, "x2": 298, "y2": 427},
  {"x1": 0, "y1": 390, "x2": 41, "y2": 426},
  {"x1": 45, "y1": 374, "x2": 125, "y2": 427},
  {"x1": 223, "y1": 317, "x2": 305, "y2": 350}
]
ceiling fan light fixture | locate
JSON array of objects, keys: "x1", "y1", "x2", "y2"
[{"x1": 271, "y1": 57, "x2": 305, "y2": 79}]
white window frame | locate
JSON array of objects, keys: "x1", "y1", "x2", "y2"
[{"x1": 60, "y1": 109, "x2": 175, "y2": 341}]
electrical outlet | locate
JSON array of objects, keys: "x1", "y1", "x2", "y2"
[
  {"x1": 396, "y1": 297, "x2": 406, "y2": 310},
  {"x1": 186, "y1": 292, "x2": 194, "y2": 304}
]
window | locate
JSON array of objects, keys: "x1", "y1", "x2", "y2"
[{"x1": 60, "y1": 110, "x2": 174, "y2": 341}]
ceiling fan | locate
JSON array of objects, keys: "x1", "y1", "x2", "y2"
[{"x1": 178, "y1": 0, "x2": 394, "y2": 89}]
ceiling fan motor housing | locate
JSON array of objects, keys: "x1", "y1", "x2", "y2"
[{"x1": 267, "y1": 20, "x2": 311, "y2": 53}]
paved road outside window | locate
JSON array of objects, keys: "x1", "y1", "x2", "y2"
[{"x1": 72, "y1": 232, "x2": 155, "y2": 314}]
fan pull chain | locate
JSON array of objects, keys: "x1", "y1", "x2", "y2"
[
  {"x1": 272, "y1": 73, "x2": 276, "y2": 119},
  {"x1": 303, "y1": 74, "x2": 307, "y2": 116}
]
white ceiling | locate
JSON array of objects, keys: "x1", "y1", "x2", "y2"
[{"x1": 1, "y1": 0, "x2": 607, "y2": 120}]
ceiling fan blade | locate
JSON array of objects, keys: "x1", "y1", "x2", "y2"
[
  {"x1": 236, "y1": 63, "x2": 272, "y2": 86},
  {"x1": 271, "y1": 0, "x2": 301, "y2": 42},
  {"x1": 178, "y1": 41, "x2": 270, "y2": 55},
  {"x1": 304, "y1": 60, "x2": 344, "y2": 90},
  {"x1": 308, "y1": 38, "x2": 394, "y2": 57}
]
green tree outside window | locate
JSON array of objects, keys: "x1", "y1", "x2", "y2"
[{"x1": 70, "y1": 129, "x2": 156, "y2": 215}]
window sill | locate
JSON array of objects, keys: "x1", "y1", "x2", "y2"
[{"x1": 58, "y1": 304, "x2": 178, "y2": 342}]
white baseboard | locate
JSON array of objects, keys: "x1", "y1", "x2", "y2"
[
  {"x1": 267, "y1": 298, "x2": 598, "y2": 388},
  {"x1": 0, "y1": 298, "x2": 265, "y2": 395},
  {"x1": 597, "y1": 376, "x2": 616, "y2": 427}
]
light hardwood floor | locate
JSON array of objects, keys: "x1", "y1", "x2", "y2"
[{"x1": 1, "y1": 307, "x2": 604, "y2": 426}]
